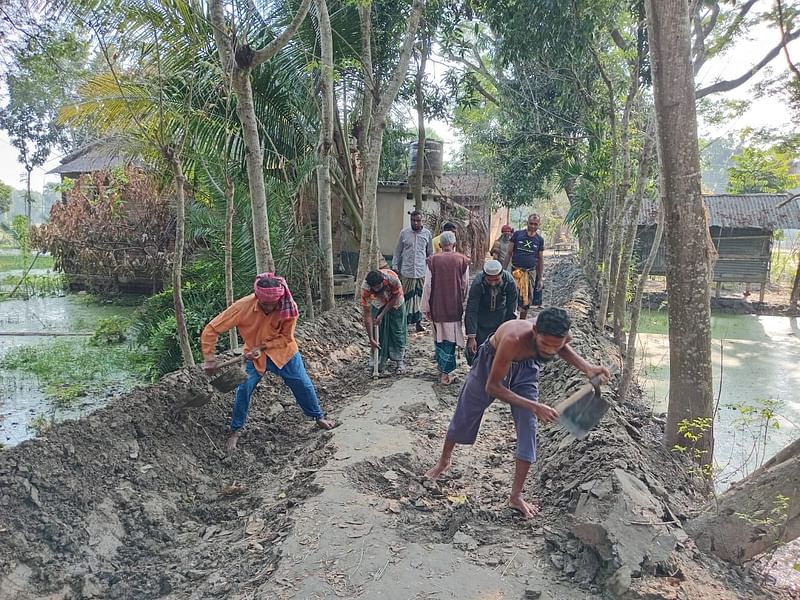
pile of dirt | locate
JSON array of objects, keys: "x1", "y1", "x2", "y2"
[
  {"x1": 0, "y1": 261, "x2": 790, "y2": 599},
  {"x1": 0, "y1": 302, "x2": 369, "y2": 599}
]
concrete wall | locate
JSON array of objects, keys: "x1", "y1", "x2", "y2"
[
  {"x1": 376, "y1": 186, "x2": 439, "y2": 257},
  {"x1": 339, "y1": 185, "x2": 441, "y2": 274}
]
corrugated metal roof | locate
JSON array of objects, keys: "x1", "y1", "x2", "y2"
[{"x1": 638, "y1": 194, "x2": 800, "y2": 229}]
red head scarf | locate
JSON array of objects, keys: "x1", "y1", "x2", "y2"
[{"x1": 253, "y1": 273, "x2": 299, "y2": 319}]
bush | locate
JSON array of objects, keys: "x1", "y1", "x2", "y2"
[
  {"x1": 29, "y1": 168, "x2": 173, "y2": 296},
  {"x1": 90, "y1": 316, "x2": 130, "y2": 345}
]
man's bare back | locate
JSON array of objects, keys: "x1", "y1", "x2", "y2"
[{"x1": 425, "y1": 307, "x2": 608, "y2": 520}]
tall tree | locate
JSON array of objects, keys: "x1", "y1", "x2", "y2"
[
  {"x1": 315, "y1": 0, "x2": 335, "y2": 311},
  {"x1": 645, "y1": 0, "x2": 715, "y2": 460},
  {"x1": 208, "y1": 0, "x2": 313, "y2": 273},
  {"x1": 0, "y1": 182, "x2": 11, "y2": 216},
  {"x1": 413, "y1": 29, "x2": 430, "y2": 211},
  {"x1": 355, "y1": 0, "x2": 425, "y2": 284},
  {"x1": 0, "y1": 26, "x2": 88, "y2": 220},
  {"x1": 726, "y1": 146, "x2": 799, "y2": 193}
]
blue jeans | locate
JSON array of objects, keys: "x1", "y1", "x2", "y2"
[{"x1": 231, "y1": 352, "x2": 324, "y2": 431}]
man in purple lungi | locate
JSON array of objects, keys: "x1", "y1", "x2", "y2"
[{"x1": 425, "y1": 307, "x2": 608, "y2": 518}]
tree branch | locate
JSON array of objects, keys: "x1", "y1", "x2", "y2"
[
  {"x1": 610, "y1": 28, "x2": 627, "y2": 51},
  {"x1": 251, "y1": 0, "x2": 313, "y2": 67},
  {"x1": 696, "y1": 28, "x2": 800, "y2": 98},
  {"x1": 470, "y1": 77, "x2": 500, "y2": 106},
  {"x1": 707, "y1": 0, "x2": 758, "y2": 56},
  {"x1": 777, "y1": 0, "x2": 800, "y2": 81},
  {"x1": 373, "y1": 0, "x2": 425, "y2": 124},
  {"x1": 692, "y1": 2, "x2": 721, "y2": 75},
  {"x1": 207, "y1": 0, "x2": 234, "y2": 73}
]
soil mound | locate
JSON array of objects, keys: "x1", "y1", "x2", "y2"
[
  {"x1": 0, "y1": 303, "x2": 369, "y2": 599},
  {"x1": 0, "y1": 261, "x2": 785, "y2": 599}
]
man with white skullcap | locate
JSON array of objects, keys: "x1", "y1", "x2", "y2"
[{"x1": 464, "y1": 260, "x2": 517, "y2": 365}]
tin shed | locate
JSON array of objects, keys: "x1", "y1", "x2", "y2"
[{"x1": 635, "y1": 194, "x2": 800, "y2": 301}]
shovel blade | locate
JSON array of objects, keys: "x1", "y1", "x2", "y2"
[
  {"x1": 558, "y1": 388, "x2": 609, "y2": 440},
  {"x1": 209, "y1": 366, "x2": 248, "y2": 393}
]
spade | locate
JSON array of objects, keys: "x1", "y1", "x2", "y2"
[{"x1": 556, "y1": 364, "x2": 617, "y2": 440}]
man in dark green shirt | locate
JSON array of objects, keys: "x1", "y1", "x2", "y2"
[{"x1": 464, "y1": 260, "x2": 518, "y2": 365}]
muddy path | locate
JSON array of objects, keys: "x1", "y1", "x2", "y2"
[{"x1": 0, "y1": 259, "x2": 787, "y2": 599}]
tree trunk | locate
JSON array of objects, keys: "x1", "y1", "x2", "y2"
[
  {"x1": 357, "y1": 133, "x2": 384, "y2": 285},
  {"x1": 354, "y1": 0, "x2": 424, "y2": 283},
  {"x1": 304, "y1": 254, "x2": 315, "y2": 320},
  {"x1": 646, "y1": 0, "x2": 715, "y2": 461},
  {"x1": 619, "y1": 203, "x2": 663, "y2": 401},
  {"x1": 790, "y1": 251, "x2": 800, "y2": 307},
  {"x1": 315, "y1": 0, "x2": 335, "y2": 311},
  {"x1": 686, "y1": 437, "x2": 800, "y2": 564},
  {"x1": 603, "y1": 72, "x2": 640, "y2": 334},
  {"x1": 414, "y1": 33, "x2": 429, "y2": 211},
  {"x1": 597, "y1": 188, "x2": 617, "y2": 329},
  {"x1": 613, "y1": 121, "x2": 656, "y2": 349},
  {"x1": 224, "y1": 173, "x2": 238, "y2": 350},
  {"x1": 165, "y1": 149, "x2": 195, "y2": 367},
  {"x1": 332, "y1": 108, "x2": 363, "y2": 241},
  {"x1": 208, "y1": 0, "x2": 312, "y2": 274},
  {"x1": 25, "y1": 168, "x2": 32, "y2": 223},
  {"x1": 232, "y1": 70, "x2": 275, "y2": 273}
]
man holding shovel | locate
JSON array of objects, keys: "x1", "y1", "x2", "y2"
[
  {"x1": 201, "y1": 273, "x2": 335, "y2": 451},
  {"x1": 425, "y1": 307, "x2": 608, "y2": 518},
  {"x1": 361, "y1": 269, "x2": 407, "y2": 375}
]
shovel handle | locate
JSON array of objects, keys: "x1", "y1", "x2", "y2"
[
  {"x1": 372, "y1": 324, "x2": 380, "y2": 377},
  {"x1": 216, "y1": 355, "x2": 245, "y2": 369},
  {"x1": 588, "y1": 362, "x2": 619, "y2": 386},
  {"x1": 212, "y1": 344, "x2": 268, "y2": 370}
]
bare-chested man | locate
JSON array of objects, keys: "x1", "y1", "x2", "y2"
[{"x1": 425, "y1": 307, "x2": 608, "y2": 518}]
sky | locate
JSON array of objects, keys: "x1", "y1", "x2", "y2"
[{"x1": 1, "y1": 14, "x2": 798, "y2": 193}]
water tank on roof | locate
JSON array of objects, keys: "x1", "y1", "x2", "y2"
[{"x1": 408, "y1": 140, "x2": 443, "y2": 187}]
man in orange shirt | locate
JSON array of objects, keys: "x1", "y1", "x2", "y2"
[{"x1": 201, "y1": 273, "x2": 336, "y2": 450}]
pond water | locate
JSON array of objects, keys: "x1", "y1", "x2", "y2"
[
  {"x1": 635, "y1": 310, "x2": 800, "y2": 486},
  {"x1": 0, "y1": 295, "x2": 137, "y2": 446}
]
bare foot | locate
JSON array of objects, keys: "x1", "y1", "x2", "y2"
[
  {"x1": 225, "y1": 430, "x2": 243, "y2": 451},
  {"x1": 509, "y1": 494, "x2": 540, "y2": 519},
  {"x1": 424, "y1": 459, "x2": 451, "y2": 481},
  {"x1": 316, "y1": 418, "x2": 337, "y2": 430},
  {"x1": 439, "y1": 373, "x2": 451, "y2": 385}
]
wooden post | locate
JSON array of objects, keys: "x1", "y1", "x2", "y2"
[{"x1": 759, "y1": 283, "x2": 765, "y2": 304}]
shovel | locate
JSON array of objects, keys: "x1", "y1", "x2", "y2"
[
  {"x1": 556, "y1": 364, "x2": 618, "y2": 440},
  {"x1": 372, "y1": 324, "x2": 380, "y2": 379},
  {"x1": 208, "y1": 354, "x2": 250, "y2": 393},
  {"x1": 173, "y1": 352, "x2": 259, "y2": 413},
  {"x1": 371, "y1": 304, "x2": 388, "y2": 379}
]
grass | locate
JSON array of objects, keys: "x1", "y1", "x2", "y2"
[
  {"x1": 0, "y1": 338, "x2": 149, "y2": 406},
  {"x1": 0, "y1": 253, "x2": 54, "y2": 272},
  {"x1": 0, "y1": 272, "x2": 67, "y2": 298},
  {"x1": 770, "y1": 248, "x2": 798, "y2": 288}
]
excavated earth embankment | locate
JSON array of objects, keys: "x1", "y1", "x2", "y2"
[{"x1": 0, "y1": 257, "x2": 786, "y2": 599}]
